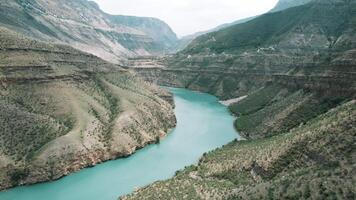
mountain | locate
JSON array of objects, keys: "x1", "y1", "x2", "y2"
[
  {"x1": 0, "y1": 0, "x2": 178, "y2": 64},
  {"x1": 139, "y1": 0, "x2": 356, "y2": 99},
  {"x1": 0, "y1": 27, "x2": 176, "y2": 190},
  {"x1": 124, "y1": 0, "x2": 356, "y2": 198},
  {"x1": 174, "y1": 16, "x2": 256, "y2": 52},
  {"x1": 174, "y1": 0, "x2": 312, "y2": 52}
]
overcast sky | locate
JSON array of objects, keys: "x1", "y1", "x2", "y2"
[{"x1": 92, "y1": 0, "x2": 279, "y2": 37}]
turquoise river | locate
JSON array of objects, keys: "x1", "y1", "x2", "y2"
[{"x1": 0, "y1": 88, "x2": 240, "y2": 200}]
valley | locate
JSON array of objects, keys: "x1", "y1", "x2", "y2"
[
  {"x1": 122, "y1": 0, "x2": 356, "y2": 199},
  {"x1": 0, "y1": 88, "x2": 238, "y2": 200},
  {"x1": 0, "y1": 0, "x2": 355, "y2": 199}
]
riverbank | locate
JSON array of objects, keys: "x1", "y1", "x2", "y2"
[
  {"x1": 122, "y1": 98, "x2": 356, "y2": 199},
  {"x1": 0, "y1": 88, "x2": 239, "y2": 200}
]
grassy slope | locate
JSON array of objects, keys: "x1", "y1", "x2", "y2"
[
  {"x1": 183, "y1": 1, "x2": 353, "y2": 54},
  {"x1": 0, "y1": 27, "x2": 176, "y2": 189},
  {"x1": 122, "y1": 100, "x2": 356, "y2": 200},
  {"x1": 229, "y1": 84, "x2": 347, "y2": 139}
]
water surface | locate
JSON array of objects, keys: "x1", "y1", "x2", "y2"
[{"x1": 0, "y1": 88, "x2": 239, "y2": 200}]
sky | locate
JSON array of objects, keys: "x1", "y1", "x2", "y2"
[{"x1": 92, "y1": 0, "x2": 279, "y2": 37}]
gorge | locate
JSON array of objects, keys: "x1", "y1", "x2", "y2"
[{"x1": 0, "y1": 0, "x2": 355, "y2": 199}]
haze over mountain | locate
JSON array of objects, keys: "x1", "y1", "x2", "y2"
[{"x1": 92, "y1": 0, "x2": 279, "y2": 37}]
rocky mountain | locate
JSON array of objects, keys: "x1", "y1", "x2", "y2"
[
  {"x1": 0, "y1": 0, "x2": 178, "y2": 64},
  {"x1": 124, "y1": 0, "x2": 356, "y2": 198},
  {"x1": 0, "y1": 27, "x2": 176, "y2": 190}
]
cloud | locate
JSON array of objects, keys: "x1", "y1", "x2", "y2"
[{"x1": 92, "y1": 0, "x2": 279, "y2": 37}]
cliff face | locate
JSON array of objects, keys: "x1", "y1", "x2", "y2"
[
  {"x1": 0, "y1": 27, "x2": 176, "y2": 190},
  {"x1": 0, "y1": 0, "x2": 178, "y2": 64}
]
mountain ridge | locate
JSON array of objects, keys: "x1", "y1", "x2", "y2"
[
  {"x1": 174, "y1": 0, "x2": 313, "y2": 52},
  {"x1": 0, "y1": 0, "x2": 178, "y2": 64}
]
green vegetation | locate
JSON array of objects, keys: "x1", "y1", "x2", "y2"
[
  {"x1": 122, "y1": 1, "x2": 356, "y2": 199},
  {"x1": 0, "y1": 27, "x2": 176, "y2": 190},
  {"x1": 122, "y1": 100, "x2": 356, "y2": 200},
  {"x1": 183, "y1": 1, "x2": 355, "y2": 54},
  {"x1": 229, "y1": 84, "x2": 347, "y2": 139}
]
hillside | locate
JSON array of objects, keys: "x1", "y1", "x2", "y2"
[
  {"x1": 125, "y1": 0, "x2": 356, "y2": 198},
  {"x1": 123, "y1": 100, "x2": 356, "y2": 199},
  {"x1": 174, "y1": 0, "x2": 312, "y2": 52},
  {"x1": 183, "y1": 0, "x2": 354, "y2": 54},
  {"x1": 0, "y1": 27, "x2": 176, "y2": 190},
  {"x1": 0, "y1": 0, "x2": 178, "y2": 64},
  {"x1": 134, "y1": 0, "x2": 356, "y2": 99}
]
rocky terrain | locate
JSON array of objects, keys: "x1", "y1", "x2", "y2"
[
  {"x1": 0, "y1": 27, "x2": 176, "y2": 190},
  {"x1": 0, "y1": 0, "x2": 178, "y2": 64},
  {"x1": 123, "y1": 0, "x2": 356, "y2": 199}
]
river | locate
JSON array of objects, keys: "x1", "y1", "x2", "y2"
[{"x1": 0, "y1": 88, "x2": 240, "y2": 200}]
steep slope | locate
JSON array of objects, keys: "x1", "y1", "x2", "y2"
[
  {"x1": 184, "y1": 0, "x2": 354, "y2": 54},
  {"x1": 0, "y1": 0, "x2": 178, "y2": 64},
  {"x1": 0, "y1": 27, "x2": 176, "y2": 190},
  {"x1": 125, "y1": 1, "x2": 356, "y2": 198},
  {"x1": 123, "y1": 100, "x2": 356, "y2": 199},
  {"x1": 174, "y1": 0, "x2": 312, "y2": 52}
]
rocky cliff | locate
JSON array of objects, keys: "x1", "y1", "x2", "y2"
[
  {"x1": 0, "y1": 0, "x2": 178, "y2": 64},
  {"x1": 0, "y1": 27, "x2": 176, "y2": 190}
]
